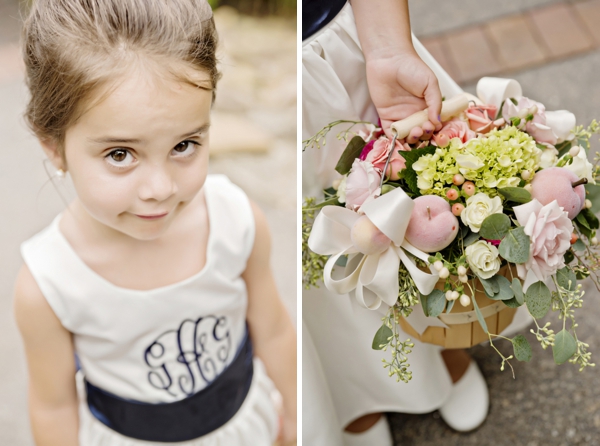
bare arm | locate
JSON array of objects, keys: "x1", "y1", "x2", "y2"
[
  {"x1": 243, "y1": 201, "x2": 297, "y2": 444},
  {"x1": 351, "y1": 0, "x2": 443, "y2": 138},
  {"x1": 14, "y1": 264, "x2": 79, "y2": 446}
]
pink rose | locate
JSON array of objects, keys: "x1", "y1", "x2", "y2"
[
  {"x1": 525, "y1": 121, "x2": 557, "y2": 145},
  {"x1": 502, "y1": 97, "x2": 546, "y2": 130},
  {"x1": 359, "y1": 140, "x2": 375, "y2": 160},
  {"x1": 433, "y1": 119, "x2": 476, "y2": 147},
  {"x1": 513, "y1": 199, "x2": 573, "y2": 291},
  {"x1": 465, "y1": 104, "x2": 503, "y2": 133},
  {"x1": 365, "y1": 137, "x2": 406, "y2": 181},
  {"x1": 345, "y1": 159, "x2": 382, "y2": 211}
]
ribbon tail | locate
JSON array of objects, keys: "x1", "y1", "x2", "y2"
[
  {"x1": 397, "y1": 244, "x2": 439, "y2": 296},
  {"x1": 323, "y1": 250, "x2": 365, "y2": 295},
  {"x1": 354, "y1": 249, "x2": 400, "y2": 310}
]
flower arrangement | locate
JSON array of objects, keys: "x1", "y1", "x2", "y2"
[{"x1": 303, "y1": 77, "x2": 600, "y2": 383}]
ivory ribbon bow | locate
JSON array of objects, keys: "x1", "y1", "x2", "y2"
[{"x1": 308, "y1": 187, "x2": 439, "y2": 310}]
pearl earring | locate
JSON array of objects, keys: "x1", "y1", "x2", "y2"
[{"x1": 56, "y1": 168, "x2": 65, "y2": 179}]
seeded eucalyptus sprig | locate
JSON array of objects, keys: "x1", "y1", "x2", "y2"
[
  {"x1": 302, "y1": 198, "x2": 329, "y2": 289},
  {"x1": 302, "y1": 119, "x2": 372, "y2": 151}
]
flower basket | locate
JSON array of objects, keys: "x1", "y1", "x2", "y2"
[{"x1": 399, "y1": 265, "x2": 517, "y2": 349}]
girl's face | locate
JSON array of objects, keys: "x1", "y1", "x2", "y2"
[{"x1": 61, "y1": 66, "x2": 213, "y2": 241}]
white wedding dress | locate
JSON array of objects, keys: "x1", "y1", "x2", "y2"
[{"x1": 302, "y1": 4, "x2": 530, "y2": 445}]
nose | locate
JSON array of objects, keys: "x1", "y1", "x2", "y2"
[{"x1": 137, "y1": 163, "x2": 178, "y2": 202}]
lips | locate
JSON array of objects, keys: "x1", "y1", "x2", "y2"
[{"x1": 135, "y1": 212, "x2": 168, "y2": 220}]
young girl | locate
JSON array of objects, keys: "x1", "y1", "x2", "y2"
[{"x1": 14, "y1": 1, "x2": 296, "y2": 445}]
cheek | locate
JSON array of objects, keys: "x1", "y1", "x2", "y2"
[{"x1": 71, "y1": 169, "x2": 138, "y2": 216}]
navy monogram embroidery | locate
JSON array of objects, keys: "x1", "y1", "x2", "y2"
[{"x1": 143, "y1": 315, "x2": 231, "y2": 398}]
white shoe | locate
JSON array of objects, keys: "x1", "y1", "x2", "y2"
[
  {"x1": 439, "y1": 360, "x2": 489, "y2": 432},
  {"x1": 342, "y1": 414, "x2": 393, "y2": 446}
]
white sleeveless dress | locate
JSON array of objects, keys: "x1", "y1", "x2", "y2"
[
  {"x1": 21, "y1": 175, "x2": 279, "y2": 446},
  {"x1": 302, "y1": 4, "x2": 530, "y2": 443}
]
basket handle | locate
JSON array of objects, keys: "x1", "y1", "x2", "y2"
[{"x1": 390, "y1": 92, "x2": 471, "y2": 139}]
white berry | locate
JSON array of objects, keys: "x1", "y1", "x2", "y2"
[
  {"x1": 459, "y1": 294, "x2": 471, "y2": 307},
  {"x1": 524, "y1": 184, "x2": 533, "y2": 193},
  {"x1": 585, "y1": 199, "x2": 592, "y2": 209},
  {"x1": 445, "y1": 290, "x2": 453, "y2": 301},
  {"x1": 451, "y1": 291, "x2": 460, "y2": 301},
  {"x1": 457, "y1": 266, "x2": 467, "y2": 276},
  {"x1": 569, "y1": 146, "x2": 581, "y2": 157},
  {"x1": 592, "y1": 237, "x2": 598, "y2": 245},
  {"x1": 434, "y1": 260, "x2": 444, "y2": 271},
  {"x1": 439, "y1": 267, "x2": 450, "y2": 279},
  {"x1": 459, "y1": 275, "x2": 469, "y2": 283},
  {"x1": 521, "y1": 170, "x2": 530, "y2": 181}
]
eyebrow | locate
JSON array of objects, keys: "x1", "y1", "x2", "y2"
[{"x1": 88, "y1": 123, "x2": 211, "y2": 145}]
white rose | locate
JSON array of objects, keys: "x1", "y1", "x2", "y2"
[
  {"x1": 466, "y1": 240, "x2": 501, "y2": 279},
  {"x1": 561, "y1": 146, "x2": 596, "y2": 185},
  {"x1": 539, "y1": 147, "x2": 558, "y2": 169},
  {"x1": 460, "y1": 193, "x2": 503, "y2": 233}
]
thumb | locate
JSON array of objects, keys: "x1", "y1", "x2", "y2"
[{"x1": 423, "y1": 76, "x2": 442, "y2": 131}]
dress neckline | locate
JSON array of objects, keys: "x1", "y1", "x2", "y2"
[{"x1": 51, "y1": 177, "x2": 215, "y2": 295}]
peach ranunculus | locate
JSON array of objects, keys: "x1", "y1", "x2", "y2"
[
  {"x1": 513, "y1": 198, "x2": 573, "y2": 291},
  {"x1": 344, "y1": 159, "x2": 382, "y2": 211},
  {"x1": 433, "y1": 119, "x2": 476, "y2": 147},
  {"x1": 364, "y1": 137, "x2": 407, "y2": 181},
  {"x1": 465, "y1": 104, "x2": 503, "y2": 133}
]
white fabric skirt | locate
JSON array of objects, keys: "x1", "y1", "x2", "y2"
[
  {"x1": 302, "y1": 2, "x2": 531, "y2": 440},
  {"x1": 77, "y1": 359, "x2": 279, "y2": 446}
]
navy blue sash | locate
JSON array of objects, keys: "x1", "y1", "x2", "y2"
[
  {"x1": 85, "y1": 334, "x2": 254, "y2": 443},
  {"x1": 302, "y1": 0, "x2": 347, "y2": 40}
]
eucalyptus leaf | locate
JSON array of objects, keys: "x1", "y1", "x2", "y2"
[
  {"x1": 573, "y1": 239, "x2": 586, "y2": 251},
  {"x1": 512, "y1": 335, "x2": 532, "y2": 362},
  {"x1": 426, "y1": 289, "x2": 447, "y2": 318},
  {"x1": 585, "y1": 184, "x2": 600, "y2": 213},
  {"x1": 511, "y1": 278, "x2": 524, "y2": 305},
  {"x1": 335, "y1": 136, "x2": 366, "y2": 175},
  {"x1": 494, "y1": 275, "x2": 514, "y2": 301},
  {"x1": 503, "y1": 297, "x2": 522, "y2": 308},
  {"x1": 498, "y1": 187, "x2": 532, "y2": 203},
  {"x1": 420, "y1": 293, "x2": 429, "y2": 317},
  {"x1": 480, "y1": 276, "x2": 499, "y2": 298},
  {"x1": 446, "y1": 298, "x2": 455, "y2": 314},
  {"x1": 372, "y1": 324, "x2": 393, "y2": 350},
  {"x1": 556, "y1": 267, "x2": 577, "y2": 291},
  {"x1": 524, "y1": 281, "x2": 552, "y2": 319},
  {"x1": 480, "y1": 213, "x2": 511, "y2": 240},
  {"x1": 463, "y1": 231, "x2": 481, "y2": 247},
  {"x1": 553, "y1": 329, "x2": 577, "y2": 364},
  {"x1": 576, "y1": 212, "x2": 591, "y2": 230},
  {"x1": 499, "y1": 227, "x2": 530, "y2": 264},
  {"x1": 471, "y1": 295, "x2": 488, "y2": 334},
  {"x1": 574, "y1": 218, "x2": 592, "y2": 239}
]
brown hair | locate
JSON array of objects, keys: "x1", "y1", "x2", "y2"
[{"x1": 22, "y1": 0, "x2": 220, "y2": 156}]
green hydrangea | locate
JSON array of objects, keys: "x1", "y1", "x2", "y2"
[{"x1": 412, "y1": 126, "x2": 541, "y2": 198}]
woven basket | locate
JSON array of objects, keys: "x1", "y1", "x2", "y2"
[{"x1": 399, "y1": 265, "x2": 517, "y2": 349}]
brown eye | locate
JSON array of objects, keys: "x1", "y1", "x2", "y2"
[
  {"x1": 174, "y1": 141, "x2": 188, "y2": 152},
  {"x1": 110, "y1": 149, "x2": 127, "y2": 161}
]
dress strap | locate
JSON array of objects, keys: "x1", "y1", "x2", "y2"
[{"x1": 85, "y1": 331, "x2": 254, "y2": 442}]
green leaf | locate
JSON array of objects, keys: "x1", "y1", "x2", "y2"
[
  {"x1": 499, "y1": 227, "x2": 530, "y2": 264},
  {"x1": 402, "y1": 145, "x2": 437, "y2": 196},
  {"x1": 426, "y1": 289, "x2": 447, "y2": 318},
  {"x1": 511, "y1": 278, "x2": 524, "y2": 305},
  {"x1": 555, "y1": 140, "x2": 573, "y2": 158},
  {"x1": 512, "y1": 335, "x2": 532, "y2": 362},
  {"x1": 463, "y1": 231, "x2": 481, "y2": 247},
  {"x1": 564, "y1": 249, "x2": 575, "y2": 264},
  {"x1": 311, "y1": 195, "x2": 341, "y2": 210},
  {"x1": 556, "y1": 267, "x2": 577, "y2": 291},
  {"x1": 573, "y1": 239, "x2": 586, "y2": 251},
  {"x1": 498, "y1": 187, "x2": 532, "y2": 204},
  {"x1": 372, "y1": 324, "x2": 393, "y2": 350},
  {"x1": 581, "y1": 208, "x2": 600, "y2": 230},
  {"x1": 480, "y1": 276, "x2": 499, "y2": 297},
  {"x1": 576, "y1": 212, "x2": 591, "y2": 230},
  {"x1": 335, "y1": 136, "x2": 366, "y2": 175},
  {"x1": 446, "y1": 298, "x2": 455, "y2": 313},
  {"x1": 480, "y1": 213, "x2": 511, "y2": 240},
  {"x1": 495, "y1": 275, "x2": 515, "y2": 300},
  {"x1": 524, "y1": 281, "x2": 552, "y2": 319},
  {"x1": 509, "y1": 97, "x2": 518, "y2": 105},
  {"x1": 471, "y1": 294, "x2": 488, "y2": 334},
  {"x1": 553, "y1": 329, "x2": 577, "y2": 364}
]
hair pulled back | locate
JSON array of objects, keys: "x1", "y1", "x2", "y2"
[{"x1": 22, "y1": 0, "x2": 219, "y2": 152}]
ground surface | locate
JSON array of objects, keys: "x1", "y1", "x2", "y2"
[
  {"x1": 0, "y1": 4, "x2": 296, "y2": 445},
  {"x1": 384, "y1": 1, "x2": 600, "y2": 445}
]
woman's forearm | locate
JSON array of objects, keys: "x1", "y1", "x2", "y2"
[
  {"x1": 29, "y1": 393, "x2": 79, "y2": 446},
  {"x1": 350, "y1": 0, "x2": 414, "y2": 60}
]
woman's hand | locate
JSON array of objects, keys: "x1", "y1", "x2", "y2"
[{"x1": 366, "y1": 49, "x2": 443, "y2": 141}]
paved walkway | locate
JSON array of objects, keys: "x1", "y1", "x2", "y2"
[
  {"x1": 0, "y1": 5, "x2": 296, "y2": 445},
  {"x1": 385, "y1": 1, "x2": 600, "y2": 444}
]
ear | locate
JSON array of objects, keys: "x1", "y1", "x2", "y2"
[{"x1": 39, "y1": 138, "x2": 66, "y2": 172}]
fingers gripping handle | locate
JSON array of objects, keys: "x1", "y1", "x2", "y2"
[{"x1": 390, "y1": 93, "x2": 471, "y2": 139}]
